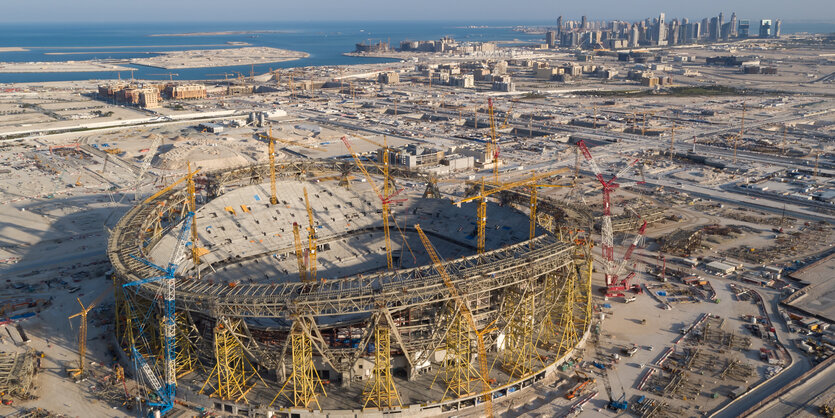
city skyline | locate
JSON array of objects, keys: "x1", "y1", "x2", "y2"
[{"x1": 0, "y1": 0, "x2": 833, "y2": 23}]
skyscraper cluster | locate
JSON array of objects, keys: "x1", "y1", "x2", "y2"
[{"x1": 547, "y1": 13, "x2": 783, "y2": 50}]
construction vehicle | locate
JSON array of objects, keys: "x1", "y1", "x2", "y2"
[
  {"x1": 564, "y1": 371, "x2": 594, "y2": 400},
  {"x1": 499, "y1": 102, "x2": 514, "y2": 129},
  {"x1": 819, "y1": 400, "x2": 834, "y2": 418},
  {"x1": 67, "y1": 286, "x2": 111, "y2": 378},
  {"x1": 576, "y1": 140, "x2": 647, "y2": 298},
  {"x1": 142, "y1": 166, "x2": 200, "y2": 205},
  {"x1": 607, "y1": 394, "x2": 628, "y2": 411}
]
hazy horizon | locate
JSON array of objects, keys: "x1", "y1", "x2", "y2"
[{"x1": 2, "y1": 0, "x2": 833, "y2": 23}]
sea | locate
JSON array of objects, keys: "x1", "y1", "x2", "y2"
[{"x1": 0, "y1": 20, "x2": 832, "y2": 84}]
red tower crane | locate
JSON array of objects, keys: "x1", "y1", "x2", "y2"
[{"x1": 576, "y1": 139, "x2": 647, "y2": 298}]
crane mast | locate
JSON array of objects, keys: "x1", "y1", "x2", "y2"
[
  {"x1": 123, "y1": 177, "x2": 198, "y2": 414},
  {"x1": 487, "y1": 98, "x2": 500, "y2": 185},
  {"x1": 293, "y1": 222, "x2": 308, "y2": 282},
  {"x1": 340, "y1": 136, "x2": 406, "y2": 270},
  {"x1": 303, "y1": 187, "x2": 317, "y2": 281}
]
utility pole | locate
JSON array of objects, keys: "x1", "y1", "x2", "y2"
[
  {"x1": 669, "y1": 123, "x2": 677, "y2": 163},
  {"x1": 734, "y1": 103, "x2": 745, "y2": 164},
  {"x1": 782, "y1": 125, "x2": 787, "y2": 156}
]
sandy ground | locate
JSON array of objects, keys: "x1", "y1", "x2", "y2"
[
  {"x1": 0, "y1": 62, "x2": 133, "y2": 73},
  {"x1": 130, "y1": 47, "x2": 308, "y2": 69}
]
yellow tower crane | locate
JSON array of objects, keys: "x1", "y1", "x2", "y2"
[
  {"x1": 499, "y1": 102, "x2": 514, "y2": 129},
  {"x1": 487, "y1": 98, "x2": 500, "y2": 185},
  {"x1": 185, "y1": 162, "x2": 206, "y2": 266},
  {"x1": 68, "y1": 286, "x2": 111, "y2": 378},
  {"x1": 669, "y1": 123, "x2": 679, "y2": 163},
  {"x1": 303, "y1": 187, "x2": 317, "y2": 282},
  {"x1": 453, "y1": 169, "x2": 566, "y2": 254},
  {"x1": 414, "y1": 224, "x2": 496, "y2": 418},
  {"x1": 341, "y1": 136, "x2": 416, "y2": 270},
  {"x1": 292, "y1": 222, "x2": 308, "y2": 282},
  {"x1": 268, "y1": 127, "x2": 278, "y2": 204},
  {"x1": 142, "y1": 166, "x2": 201, "y2": 205}
]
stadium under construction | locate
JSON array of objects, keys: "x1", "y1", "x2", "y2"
[{"x1": 107, "y1": 158, "x2": 594, "y2": 417}]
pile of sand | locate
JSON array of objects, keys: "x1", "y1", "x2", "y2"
[{"x1": 152, "y1": 139, "x2": 248, "y2": 171}]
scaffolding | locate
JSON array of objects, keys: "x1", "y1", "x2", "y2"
[
  {"x1": 433, "y1": 310, "x2": 477, "y2": 399},
  {"x1": 362, "y1": 326, "x2": 402, "y2": 410},
  {"x1": 272, "y1": 320, "x2": 327, "y2": 409},
  {"x1": 555, "y1": 266, "x2": 580, "y2": 358},
  {"x1": 200, "y1": 319, "x2": 266, "y2": 403},
  {"x1": 171, "y1": 312, "x2": 201, "y2": 378},
  {"x1": 500, "y1": 289, "x2": 541, "y2": 378}
]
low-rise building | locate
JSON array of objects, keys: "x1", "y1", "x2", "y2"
[{"x1": 165, "y1": 84, "x2": 206, "y2": 100}]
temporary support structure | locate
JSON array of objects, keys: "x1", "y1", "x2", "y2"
[
  {"x1": 200, "y1": 319, "x2": 266, "y2": 403},
  {"x1": 528, "y1": 183, "x2": 570, "y2": 247},
  {"x1": 555, "y1": 266, "x2": 580, "y2": 357},
  {"x1": 362, "y1": 326, "x2": 402, "y2": 410},
  {"x1": 500, "y1": 288, "x2": 541, "y2": 378},
  {"x1": 272, "y1": 320, "x2": 327, "y2": 409},
  {"x1": 433, "y1": 310, "x2": 478, "y2": 399},
  {"x1": 172, "y1": 312, "x2": 201, "y2": 378}
]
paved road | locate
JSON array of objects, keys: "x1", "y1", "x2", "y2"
[
  {"x1": 711, "y1": 294, "x2": 813, "y2": 418},
  {"x1": 749, "y1": 360, "x2": 835, "y2": 417}
]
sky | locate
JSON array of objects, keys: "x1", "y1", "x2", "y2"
[{"x1": 1, "y1": 0, "x2": 833, "y2": 23}]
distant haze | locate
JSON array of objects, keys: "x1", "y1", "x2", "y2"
[{"x1": 3, "y1": 0, "x2": 834, "y2": 23}]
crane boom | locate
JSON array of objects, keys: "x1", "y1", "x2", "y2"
[
  {"x1": 453, "y1": 169, "x2": 569, "y2": 205},
  {"x1": 414, "y1": 225, "x2": 493, "y2": 418},
  {"x1": 576, "y1": 139, "x2": 644, "y2": 297},
  {"x1": 453, "y1": 169, "x2": 568, "y2": 254},
  {"x1": 142, "y1": 167, "x2": 201, "y2": 205}
]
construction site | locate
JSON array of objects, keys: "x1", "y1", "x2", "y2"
[
  {"x1": 0, "y1": 16, "x2": 834, "y2": 418},
  {"x1": 106, "y1": 126, "x2": 597, "y2": 416}
]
